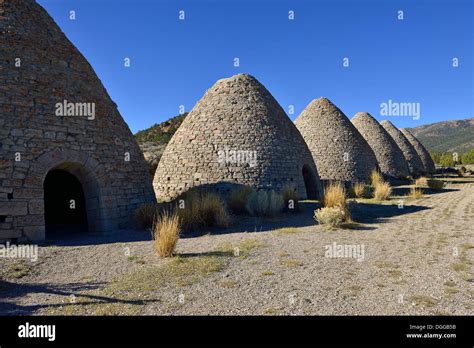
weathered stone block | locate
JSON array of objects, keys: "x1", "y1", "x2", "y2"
[
  {"x1": 0, "y1": 0, "x2": 156, "y2": 241},
  {"x1": 0, "y1": 201, "x2": 28, "y2": 215}
]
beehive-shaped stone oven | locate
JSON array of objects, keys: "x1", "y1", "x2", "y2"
[
  {"x1": 400, "y1": 128, "x2": 436, "y2": 175},
  {"x1": 294, "y1": 98, "x2": 378, "y2": 185},
  {"x1": 380, "y1": 121, "x2": 424, "y2": 177},
  {"x1": 0, "y1": 0, "x2": 155, "y2": 241},
  {"x1": 154, "y1": 74, "x2": 323, "y2": 201},
  {"x1": 352, "y1": 112, "x2": 410, "y2": 179}
]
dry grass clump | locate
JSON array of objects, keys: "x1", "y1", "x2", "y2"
[
  {"x1": 246, "y1": 190, "x2": 284, "y2": 217},
  {"x1": 427, "y1": 179, "x2": 444, "y2": 190},
  {"x1": 415, "y1": 177, "x2": 429, "y2": 187},
  {"x1": 369, "y1": 170, "x2": 392, "y2": 201},
  {"x1": 133, "y1": 203, "x2": 157, "y2": 229},
  {"x1": 323, "y1": 182, "x2": 347, "y2": 208},
  {"x1": 415, "y1": 177, "x2": 444, "y2": 190},
  {"x1": 153, "y1": 210, "x2": 181, "y2": 257},
  {"x1": 316, "y1": 182, "x2": 351, "y2": 227},
  {"x1": 409, "y1": 186, "x2": 424, "y2": 199},
  {"x1": 227, "y1": 186, "x2": 254, "y2": 214},
  {"x1": 175, "y1": 189, "x2": 201, "y2": 229},
  {"x1": 374, "y1": 181, "x2": 392, "y2": 201},
  {"x1": 351, "y1": 182, "x2": 372, "y2": 198},
  {"x1": 176, "y1": 190, "x2": 230, "y2": 230},
  {"x1": 314, "y1": 207, "x2": 346, "y2": 227},
  {"x1": 323, "y1": 182, "x2": 351, "y2": 218},
  {"x1": 370, "y1": 170, "x2": 384, "y2": 187},
  {"x1": 281, "y1": 184, "x2": 300, "y2": 212},
  {"x1": 352, "y1": 182, "x2": 365, "y2": 198}
]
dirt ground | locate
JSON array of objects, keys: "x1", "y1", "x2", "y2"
[{"x1": 0, "y1": 177, "x2": 473, "y2": 315}]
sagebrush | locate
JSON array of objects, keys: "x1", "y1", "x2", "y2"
[
  {"x1": 227, "y1": 186, "x2": 254, "y2": 214},
  {"x1": 427, "y1": 179, "x2": 444, "y2": 190},
  {"x1": 314, "y1": 207, "x2": 346, "y2": 227},
  {"x1": 246, "y1": 190, "x2": 284, "y2": 216}
]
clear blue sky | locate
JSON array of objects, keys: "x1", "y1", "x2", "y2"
[{"x1": 38, "y1": 0, "x2": 473, "y2": 133}]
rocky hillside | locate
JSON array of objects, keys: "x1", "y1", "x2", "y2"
[
  {"x1": 408, "y1": 117, "x2": 474, "y2": 153},
  {"x1": 135, "y1": 113, "x2": 187, "y2": 144},
  {"x1": 135, "y1": 113, "x2": 187, "y2": 175}
]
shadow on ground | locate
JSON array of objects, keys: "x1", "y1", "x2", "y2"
[
  {"x1": 351, "y1": 202, "x2": 431, "y2": 224},
  {"x1": 0, "y1": 279, "x2": 157, "y2": 315},
  {"x1": 45, "y1": 196, "x2": 435, "y2": 244},
  {"x1": 179, "y1": 250, "x2": 234, "y2": 258},
  {"x1": 181, "y1": 201, "x2": 323, "y2": 238},
  {"x1": 41, "y1": 229, "x2": 152, "y2": 247},
  {"x1": 391, "y1": 186, "x2": 459, "y2": 197},
  {"x1": 439, "y1": 180, "x2": 474, "y2": 184}
]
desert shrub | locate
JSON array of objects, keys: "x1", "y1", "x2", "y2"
[
  {"x1": 153, "y1": 210, "x2": 181, "y2": 257},
  {"x1": 199, "y1": 193, "x2": 230, "y2": 228},
  {"x1": 133, "y1": 203, "x2": 157, "y2": 229},
  {"x1": 374, "y1": 181, "x2": 392, "y2": 201},
  {"x1": 460, "y1": 150, "x2": 474, "y2": 164},
  {"x1": 433, "y1": 150, "x2": 474, "y2": 166},
  {"x1": 415, "y1": 177, "x2": 428, "y2": 187},
  {"x1": 439, "y1": 153, "x2": 456, "y2": 167},
  {"x1": 176, "y1": 190, "x2": 229, "y2": 230},
  {"x1": 268, "y1": 190, "x2": 285, "y2": 215},
  {"x1": 370, "y1": 170, "x2": 384, "y2": 187},
  {"x1": 246, "y1": 191, "x2": 267, "y2": 216},
  {"x1": 426, "y1": 179, "x2": 444, "y2": 190},
  {"x1": 227, "y1": 186, "x2": 254, "y2": 214},
  {"x1": 409, "y1": 186, "x2": 424, "y2": 199},
  {"x1": 246, "y1": 190, "x2": 284, "y2": 217},
  {"x1": 314, "y1": 207, "x2": 346, "y2": 227},
  {"x1": 415, "y1": 177, "x2": 444, "y2": 190},
  {"x1": 430, "y1": 152, "x2": 441, "y2": 164},
  {"x1": 281, "y1": 184, "x2": 300, "y2": 212}
]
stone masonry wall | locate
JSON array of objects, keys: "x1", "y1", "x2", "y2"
[
  {"x1": 295, "y1": 98, "x2": 378, "y2": 185},
  {"x1": 0, "y1": 0, "x2": 155, "y2": 240},
  {"x1": 400, "y1": 128, "x2": 436, "y2": 174},
  {"x1": 380, "y1": 120, "x2": 424, "y2": 178},
  {"x1": 352, "y1": 112, "x2": 410, "y2": 179},
  {"x1": 154, "y1": 74, "x2": 323, "y2": 201}
]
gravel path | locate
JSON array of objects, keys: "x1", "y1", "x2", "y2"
[{"x1": 1, "y1": 180, "x2": 472, "y2": 315}]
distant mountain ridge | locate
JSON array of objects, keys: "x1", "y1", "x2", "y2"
[{"x1": 408, "y1": 117, "x2": 474, "y2": 153}]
